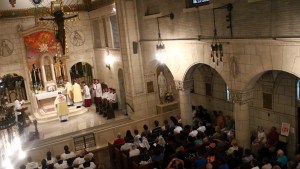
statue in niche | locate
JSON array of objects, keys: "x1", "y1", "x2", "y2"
[
  {"x1": 157, "y1": 71, "x2": 167, "y2": 103},
  {"x1": 54, "y1": 56, "x2": 65, "y2": 85},
  {"x1": 31, "y1": 64, "x2": 42, "y2": 88}
]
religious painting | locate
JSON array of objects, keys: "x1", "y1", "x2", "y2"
[
  {"x1": 23, "y1": 31, "x2": 65, "y2": 89},
  {"x1": 23, "y1": 31, "x2": 57, "y2": 69}
]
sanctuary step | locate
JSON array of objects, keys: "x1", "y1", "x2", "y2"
[{"x1": 30, "y1": 105, "x2": 88, "y2": 123}]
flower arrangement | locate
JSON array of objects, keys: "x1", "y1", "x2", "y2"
[{"x1": 164, "y1": 91, "x2": 174, "y2": 103}]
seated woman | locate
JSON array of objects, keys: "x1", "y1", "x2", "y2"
[{"x1": 252, "y1": 126, "x2": 267, "y2": 156}]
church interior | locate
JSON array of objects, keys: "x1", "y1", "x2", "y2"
[{"x1": 0, "y1": 0, "x2": 300, "y2": 168}]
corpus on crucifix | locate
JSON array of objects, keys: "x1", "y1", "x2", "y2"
[{"x1": 39, "y1": 10, "x2": 78, "y2": 55}]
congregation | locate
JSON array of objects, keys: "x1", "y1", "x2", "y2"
[
  {"x1": 19, "y1": 145, "x2": 99, "y2": 169},
  {"x1": 110, "y1": 106, "x2": 300, "y2": 169}
]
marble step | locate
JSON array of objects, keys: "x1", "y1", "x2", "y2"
[{"x1": 32, "y1": 106, "x2": 89, "y2": 123}]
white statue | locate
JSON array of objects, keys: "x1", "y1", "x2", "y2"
[{"x1": 157, "y1": 71, "x2": 167, "y2": 99}]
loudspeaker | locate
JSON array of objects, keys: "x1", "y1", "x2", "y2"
[{"x1": 133, "y1": 41, "x2": 138, "y2": 54}]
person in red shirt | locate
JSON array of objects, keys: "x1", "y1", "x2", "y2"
[
  {"x1": 267, "y1": 126, "x2": 279, "y2": 153},
  {"x1": 113, "y1": 133, "x2": 125, "y2": 146}
]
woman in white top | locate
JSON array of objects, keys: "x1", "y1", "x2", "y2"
[{"x1": 252, "y1": 126, "x2": 267, "y2": 156}]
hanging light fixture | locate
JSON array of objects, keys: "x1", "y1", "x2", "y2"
[
  {"x1": 155, "y1": 13, "x2": 174, "y2": 64},
  {"x1": 211, "y1": 9, "x2": 223, "y2": 66},
  {"x1": 156, "y1": 35, "x2": 165, "y2": 64}
]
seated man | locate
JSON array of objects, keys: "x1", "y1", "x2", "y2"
[
  {"x1": 78, "y1": 155, "x2": 96, "y2": 169},
  {"x1": 73, "y1": 150, "x2": 85, "y2": 167},
  {"x1": 54, "y1": 155, "x2": 68, "y2": 169}
]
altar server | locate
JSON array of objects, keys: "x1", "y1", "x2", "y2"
[
  {"x1": 54, "y1": 92, "x2": 69, "y2": 122},
  {"x1": 82, "y1": 81, "x2": 92, "y2": 107},
  {"x1": 64, "y1": 81, "x2": 73, "y2": 106},
  {"x1": 72, "y1": 80, "x2": 83, "y2": 108}
]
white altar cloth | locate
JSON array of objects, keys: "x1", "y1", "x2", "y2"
[{"x1": 35, "y1": 88, "x2": 64, "y2": 100}]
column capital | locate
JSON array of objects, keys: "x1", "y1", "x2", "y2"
[
  {"x1": 229, "y1": 89, "x2": 254, "y2": 105},
  {"x1": 174, "y1": 79, "x2": 193, "y2": 91}
]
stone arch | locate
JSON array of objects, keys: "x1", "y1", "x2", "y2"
[
  {"x1": 183, "y1": 62, "x2": 228, "y2": 86},
  {"x1": 70, "y1": 62, "x2": 93, "y2": 85},
  {"x1": 183, "y1": 63, "x2": 233, "y2": 116},
  {"x1": 247, "y1": 70, "x2": 299, "y2": 157},
  {"x1": 243, "y1": 69, "x2": 300, "y2": 91}
]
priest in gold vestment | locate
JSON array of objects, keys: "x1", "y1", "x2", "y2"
[
  {"x1": 72, "y1": 80, "x2": 83, "y2": 108},
  {"x1": 65, "y1": 81, "x2": 73, "y2": 106},
  {"x1": 54, "y1": 92, "x2": 69, "y2": 122}
]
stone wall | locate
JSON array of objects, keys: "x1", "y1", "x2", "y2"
[
  {"x1": 191, "y1": 65, "x2": 233, "y2": 116},
  {"x1": 89, "y1": 4, "x2": 125, "y2": 109},
  {"x1": 249, "y1": 71, "x2": 298, "y2": 157},
  {"x1": 135, "y1": 0, "x2": 300, "y2": 155}
]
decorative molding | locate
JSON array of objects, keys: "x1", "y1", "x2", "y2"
[
  {"x1": 175, "y1": 79, "x2": 194, "y2": 91},
  {"x1": 229, "y1": 89, "x2": 254, "y2": 105}
]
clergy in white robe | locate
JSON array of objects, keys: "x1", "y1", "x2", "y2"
[
  {"x1": 72, "y1": 81, "x2": 83, "y2": 108},
  {"x1": 82, "y1": 81, "x2": 92, "y2": 107},
  {"x1": 64, "y1": 81, "x2": 73, "y2": 106},
  {"x1": 95, "y1": 80, "x2": 102, "y2": 112},
  {"x1": 54, "y1": 92, "x2": 69, "y2": 122}
]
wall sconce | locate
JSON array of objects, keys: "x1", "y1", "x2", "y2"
[
  {"x1": 105, "y1": 48, "x2": 113, "y2": 70},
  {"x1": 155, "y1": 13, "x2": 174, "y2": 64}
]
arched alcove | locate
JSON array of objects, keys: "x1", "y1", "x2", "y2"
[
  {"x1": 156, "y1": 64, "x2": 178, "y2": 104},
  {"x1": 184, "y1": 63, "x2": 233, "y2": 116},
  {"x1": 248, "y1": 70, "x2": 299, "y2": 156},
  {"x1": 0, "y1": 74, "x2": 27, "y2": 105},
  {"x1": 70, "y1": 62, "x2": 93, "y2": 85}
]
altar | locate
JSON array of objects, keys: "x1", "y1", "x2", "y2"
[
  {"x1": 156, "y1": 101, "x2": 179, "y2": 114},
  {"x1": 31, "y1": 89, "x2": 88, "y2": 123}
]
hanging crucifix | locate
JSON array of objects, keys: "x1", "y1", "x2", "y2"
[{"x1": 39, "y1": 0, "x2": 78, "y2": 55}]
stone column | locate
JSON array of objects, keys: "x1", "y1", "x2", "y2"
[
  {"x1": 176, "y1": 80, "x2": 194, "y2": 125},
  {"x1": 230, "y1": 89, "x2": 254, "y2": 149}
]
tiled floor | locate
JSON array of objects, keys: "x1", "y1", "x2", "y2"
[{"x1": 24, "y1": 105, "x2": 129, "y2": 140}]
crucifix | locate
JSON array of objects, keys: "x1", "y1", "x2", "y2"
[{"x1": 39, "y1": 0, "x2": 78, "y2": 55}]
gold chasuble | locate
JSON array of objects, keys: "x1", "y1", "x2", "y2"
[
  {"x1": 54, "y1": 93, "x2": 69, "y2": 117},
  {"x1": 72, "y1": 82, "x2": 83, "y2": 103},
  {"x1": 65, "y1": 82, "x2": 73, "y2": 98}
]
